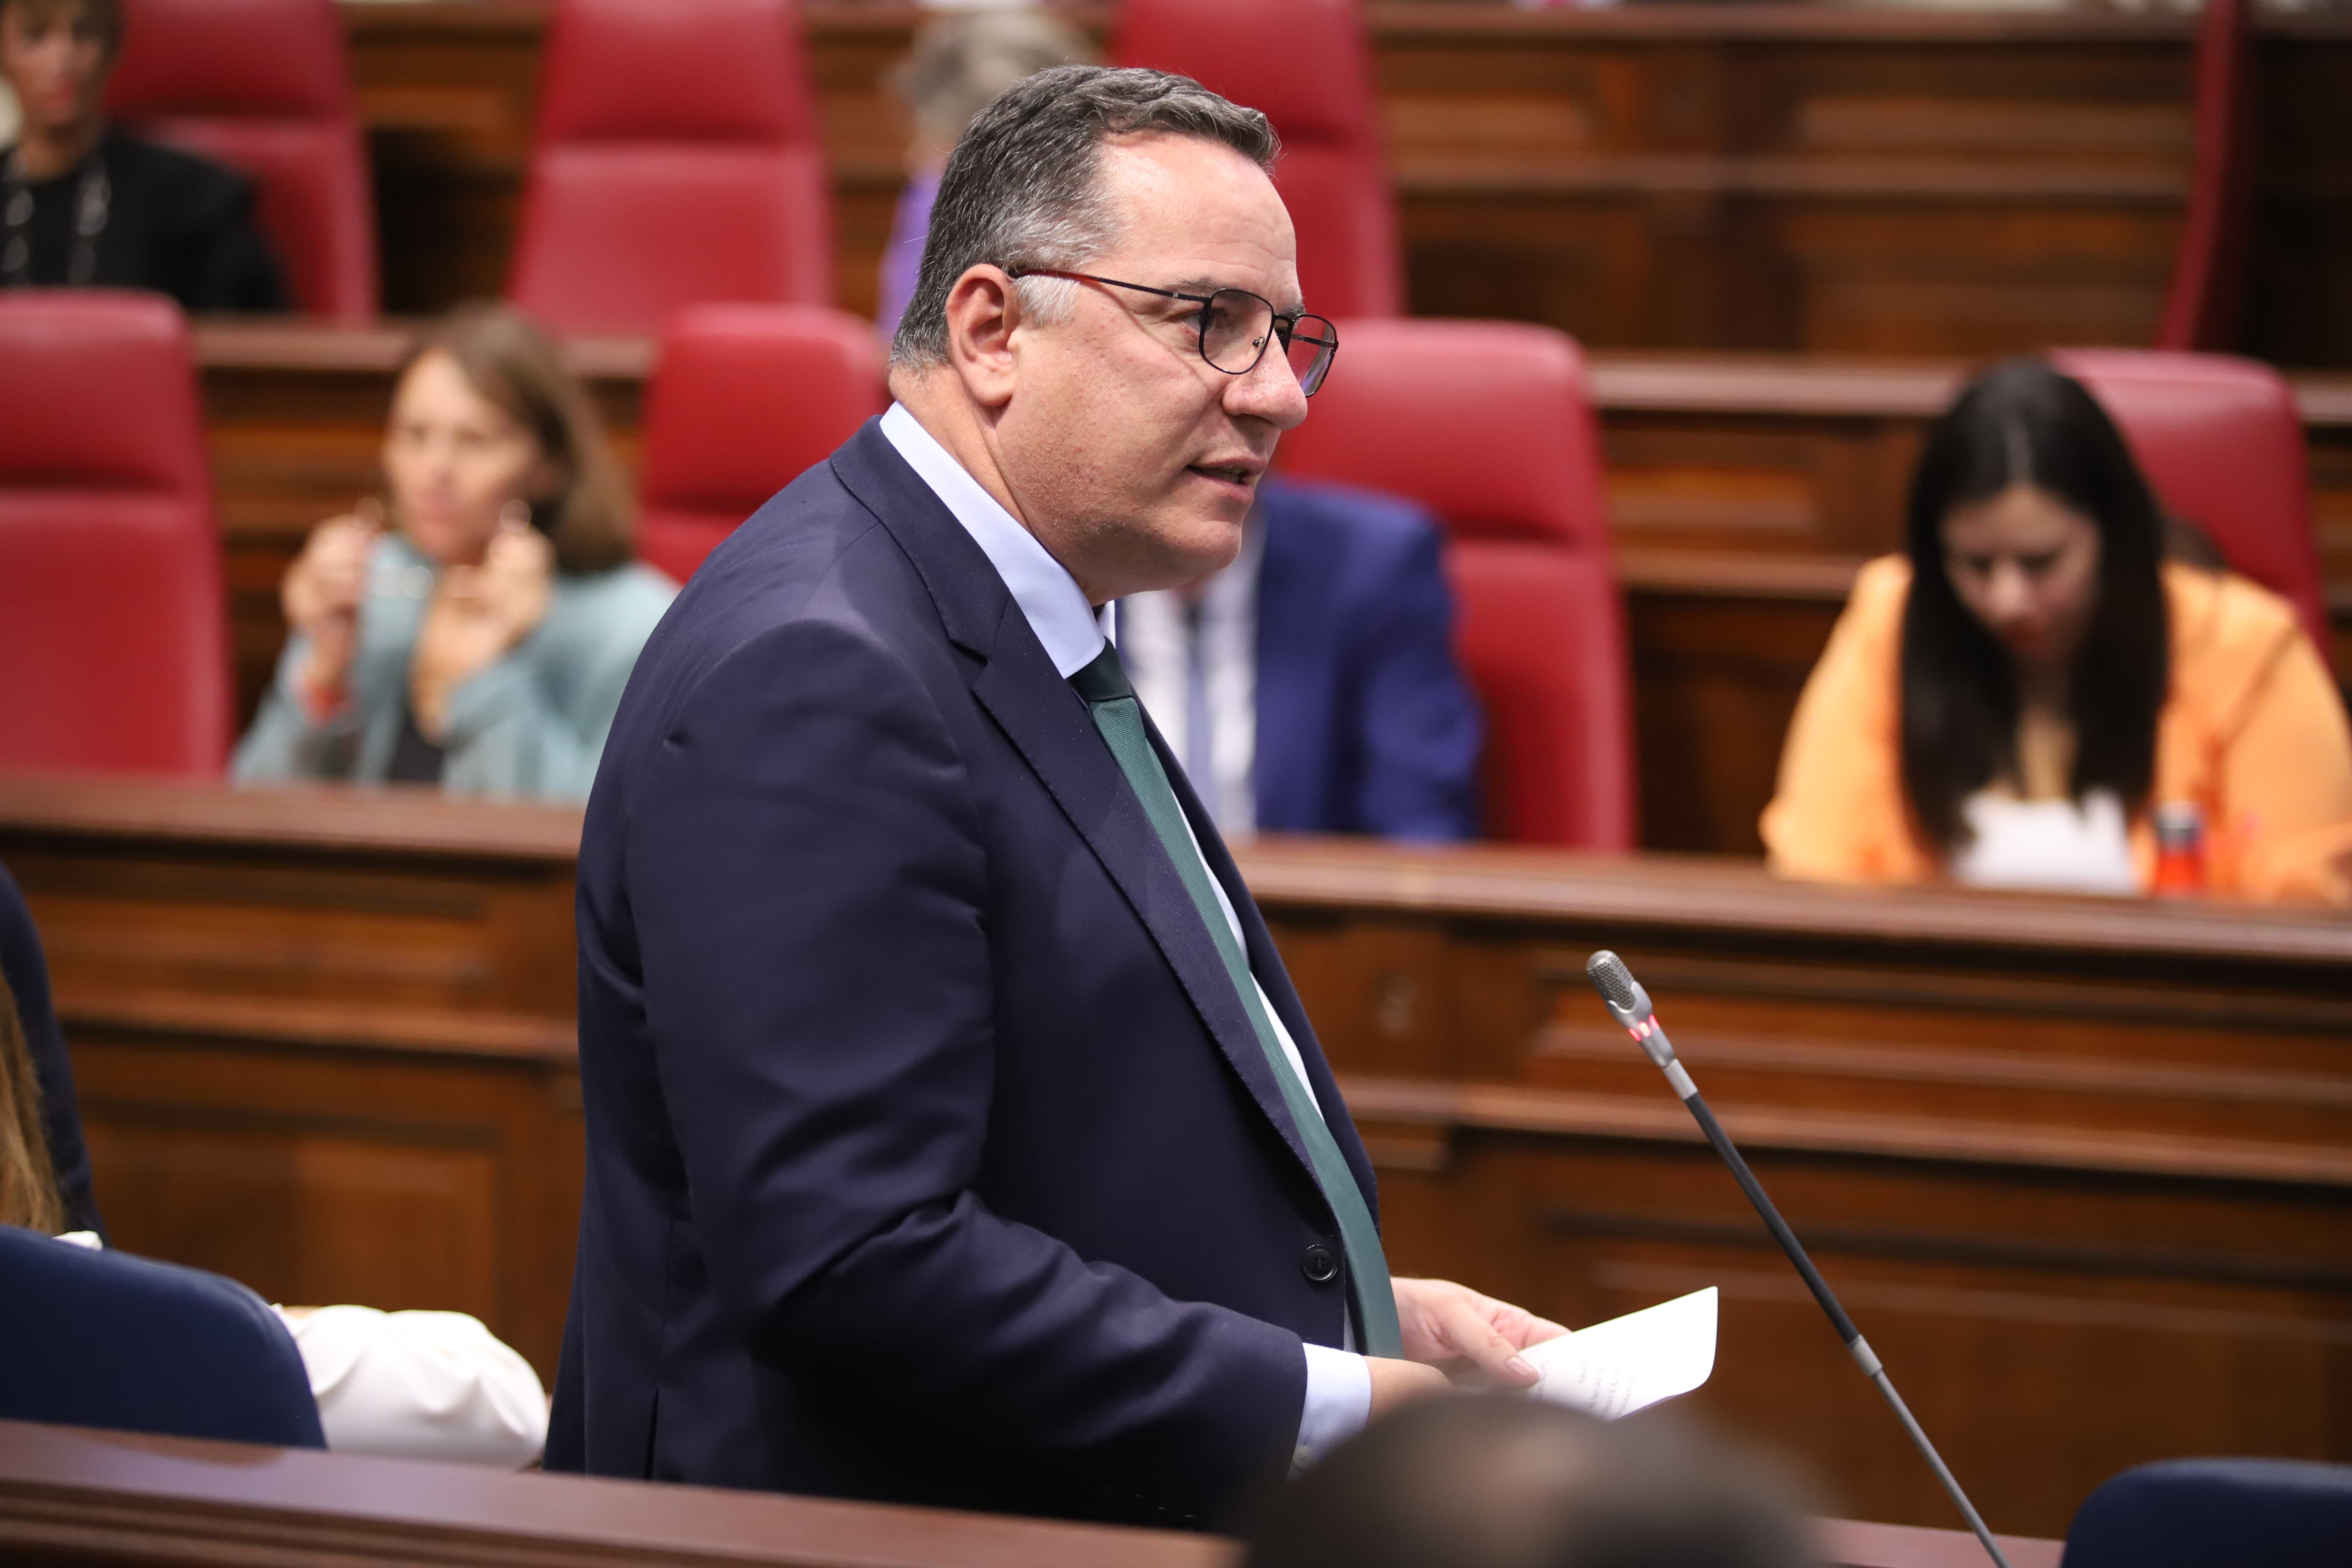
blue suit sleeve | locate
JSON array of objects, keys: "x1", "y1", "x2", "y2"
[
  {"x1": 623, "y1": 618, "x2": 1304, "y2": 1516},
  {"x1": 1346, "y1": 519, "x2": 1483, "y2": 841},
  {"x1": 0, "y1": 863, "x2": 101, "y2": 1235}
]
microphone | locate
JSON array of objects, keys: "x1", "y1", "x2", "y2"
[{"x1": 1584, "y1": 951, "x2": 2016, "y2": 1568}]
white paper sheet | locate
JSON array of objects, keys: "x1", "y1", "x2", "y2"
[{"x1": 1521, "y1": 1287, "x2": 1718, "y2": 1420}]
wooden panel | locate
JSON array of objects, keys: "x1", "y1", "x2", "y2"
[
  {"x1": 0, "y1": 778, "x2": 2340, "y2": 1539},
  {"x1": 1240, "y1": 835, "x2": 2352, "y2": 1539},
  {"x1": 0, "y1": 778, "x2": 583, "y2": 1378},
  {"x1": 336, "y1": 3, "x2": 2352, "y2": 367},
  {"x1": 0, "y1": 1420, "x2": 2059, "y2": 1568},
  {"x1": 195, "y1": 327, "x2": 2352, "y2": 854},
  {"x1": 351, "y1": 1, "x2": 545, "y2": 312},
  {"x1": 1378, "y1": 10, "x2": 2193, "y2": 357}
]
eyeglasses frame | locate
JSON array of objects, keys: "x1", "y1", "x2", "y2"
[{"x1": 1003, "y1": 267, "x2": 1338, "y2": 396}]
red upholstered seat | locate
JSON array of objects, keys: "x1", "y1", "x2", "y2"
[
  {"x1": 0, "y1": 294, "x2": 230, "y2": 775},
  {"x1": 637, "y1": 305, "x2": 886, "y2": 583},
  {"x1": 510, "y1": 0, "x2": 832, "y2": 334},
  {"x1": 107, "y1": 0, "x2": 377, "y2": 320},
  {"x1": 1112, "y1": 0, "x2": 1402, "y2": 319},
  {"x1": 1278, "y1": 319, "x2": 1634, "y2": 848},
  {"x1": 2052, "y1": 348, "x2": 2328, "y2": 651}
]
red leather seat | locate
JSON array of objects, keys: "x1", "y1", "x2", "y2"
[
  {"x1": 2052, "y1": 348, "x2": 2328, "y2": 651},
  {"x1": 107, "y1": 0, "x2": 377, "y2": 320},
  {"x1": 1112, "y1": 0, "x2": 1402, "y2": 319},
  {"x1": 1278, "y1": 320, "x2": 1634, "y2": 848},
  {"x1": 636, "y1": 305, "x2": 886, "y2": 583},
  {"x1": 510, "y1": 0, "x2": 833, "y2": 334},
  {"x1": 0, "y1": 294, "x2": 231, "y2": 775}
]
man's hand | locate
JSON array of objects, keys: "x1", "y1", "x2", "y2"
[{"x1": 1395, "y1": 1276, "x2": 1571, "y2": 1392}]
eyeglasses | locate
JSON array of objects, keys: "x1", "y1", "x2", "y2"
[{"x1": 1006, "y1": 268, "x2": 1338, "y2": 396}]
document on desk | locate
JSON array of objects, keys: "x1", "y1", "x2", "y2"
[{"x1": 1522, "y1": 1287, "x2": 1718, "y2": 1420}]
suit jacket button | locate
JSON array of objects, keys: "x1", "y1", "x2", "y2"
[{"x1": 1301, "y1": 1243, "x2": 1339, "y2": 1284}]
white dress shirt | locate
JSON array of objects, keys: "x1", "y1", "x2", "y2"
[
  {"x1": 880, "y1": 403, "x2": 1372, "y2": 1470},
  {"x1": 1120, "y1": 526, "x2": 1263, "y2": 840}
]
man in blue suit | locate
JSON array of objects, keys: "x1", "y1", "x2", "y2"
[
  {"x1": 1118, "y1": 476, "x2": 1481, "y2": 843},
  {"x1": 549, "y1": 67, "x2": 1562, "y2": 1528}
]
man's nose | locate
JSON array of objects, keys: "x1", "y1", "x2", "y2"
[{"x1": 1227, "y1": 340, "x2": 1310, "y2": 432}]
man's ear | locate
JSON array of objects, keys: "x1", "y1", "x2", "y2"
[{"x1": 943, "y1": 266, "x2": 1023, "y2": 412}]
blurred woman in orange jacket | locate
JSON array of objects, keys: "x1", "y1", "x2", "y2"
[{"x1": 1763, "y1": 358, "x2": 2352, "y2": 905}]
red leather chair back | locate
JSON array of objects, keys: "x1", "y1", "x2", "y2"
[
  {"x1": 510, "y1": 0, "x2": 833, "y2": 334},
  {"x1": 1279, "y1": 319, "x2": 1634, "y2": 848},
  {"x1": 107, "y1": 0, "x2": 378, "y2": 320},
  {"x1": 1112, "y1": 0, "x2": 1402, "y2": 318},
  {"x1": 2159, "y1": 0, "x2": 2253, "y2": 351},
  {"x1": 2052, "y1": 348, "x2": 2328, "y2": 651},
  {"x1": 0, "y1": 294, "x2": 230, "y2": 775},
  {"x1": 637, "y1": 305, "x2": 886, "y2": 583}
]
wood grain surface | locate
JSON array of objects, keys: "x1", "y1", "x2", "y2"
[
  {"x1": 0, "y1": 1420, "x2": 2063, "y2": 1568},
  {"x1": 2, "y1": 778, "x2": 2344, "y2": 1537},
  {"x1": 336, "y1": 1, "x2": 2352, "y2": 368}
]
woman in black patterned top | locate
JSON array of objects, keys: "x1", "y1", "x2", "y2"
[{"x1": 1, "y1": 0, "x2": 286, "y2": 312}]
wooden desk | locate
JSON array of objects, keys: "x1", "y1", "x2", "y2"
[
  {"x1": 3, "y1": 778, "x2": 2346, "y2": 1536},
  {"x1": 1249, "y1": 836, "x2": 2352, "y2": 1537},
  {"x1": 0, "y1": 776, "x2": 584, "y2": 1379},
  {"x1": 0, "y1": 1421, "x2": 2064, "y2": 1568},
  {"x1": 339, "y1": 1, "x2": 2352, "y2": 369},
  {"x1": 193, "y1": 324, "x2": 2352, "y2": 853}
]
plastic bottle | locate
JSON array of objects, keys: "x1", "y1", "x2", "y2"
[{"x1": 2151, "y1": 801, "x2": 2206, "y2": 898}]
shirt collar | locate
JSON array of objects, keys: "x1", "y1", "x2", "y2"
[{"x1": 880, "y1": 402, "x2": 1108, "y2": 679}]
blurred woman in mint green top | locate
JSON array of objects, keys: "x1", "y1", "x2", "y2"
[{"x1": 235, "y1": 304, "x2": 673, "y2": 800}]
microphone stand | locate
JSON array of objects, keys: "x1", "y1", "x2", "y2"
[{"x1": 1585, "y1": 951, "x2": 2016, "y2": 1568}]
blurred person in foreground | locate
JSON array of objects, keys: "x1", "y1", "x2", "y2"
[
  {"x1": 1246, "y1": 1397, "x2": 1817, "y2": 1568},
  {"x1": 0, "y1": 862, "x2": 546, "y2": 1467},
  {"x1": 236, "y1": 303, "x2": 674, "y2": 800},
  {"x1": 553, "y1": 65, "x2": 1566, "y2": 1525},
  {"x1": 877, "y1": 8, "x2": 1093, "y2": 342},
  {"x1": 0, "y1": 0, "x2": 286, "y2": 310},
  {"x1": 1764, "y1": 358, "x2": 2352, "y2": 904},
  {"x1": 1119, "y1": 475, "x2": 1482, "y2": 843}
]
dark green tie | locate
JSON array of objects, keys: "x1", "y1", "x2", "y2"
[{"x1": 1070, "y1": 642, "x2": 1402, "y2": 1359}]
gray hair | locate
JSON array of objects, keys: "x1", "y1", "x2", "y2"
[{"x1": 890, "y1": 65, "x2": 1280, "y2": 370}]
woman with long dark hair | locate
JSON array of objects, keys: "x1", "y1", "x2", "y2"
[{"x1": 1763, "y1": 358, "x2": 2352, "y2": 902}]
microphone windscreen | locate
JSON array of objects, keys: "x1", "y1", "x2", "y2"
[{"x1": 1586, "y1": 951, "x2": 1639, "y2": 1014}]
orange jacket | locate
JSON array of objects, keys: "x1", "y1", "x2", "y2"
[{"x1": 1762, "y1": 556, "x2": 2352, "y2": 905}]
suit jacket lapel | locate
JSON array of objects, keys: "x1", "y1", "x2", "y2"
[{"x1": 831, "y1": 424, "x2": 1324, "y2": 1189}]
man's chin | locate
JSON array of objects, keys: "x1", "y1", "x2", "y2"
[{"x1": 1105, "y1": 519, "x2": 1246, "y2": 599}]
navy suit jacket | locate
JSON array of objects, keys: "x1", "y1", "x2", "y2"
[
  {"x1": 549, "y1": 421, "x2": 1382, "y2": 1528},
  {"x1": 1252, "y1": 479, "x2": 1481, "y2": 842}
]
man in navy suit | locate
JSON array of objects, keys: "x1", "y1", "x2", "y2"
[
  {"x1": 549, "y1": 66, "x2": 1563, "y2": 1527},
  {"x1": 1119, "y1": 476, "x2": 1481, "y2": 843}
]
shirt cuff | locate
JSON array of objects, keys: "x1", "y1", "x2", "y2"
[{"x1": 1294, "y1": 1342, "x2": 1373, "y2": 1475}]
